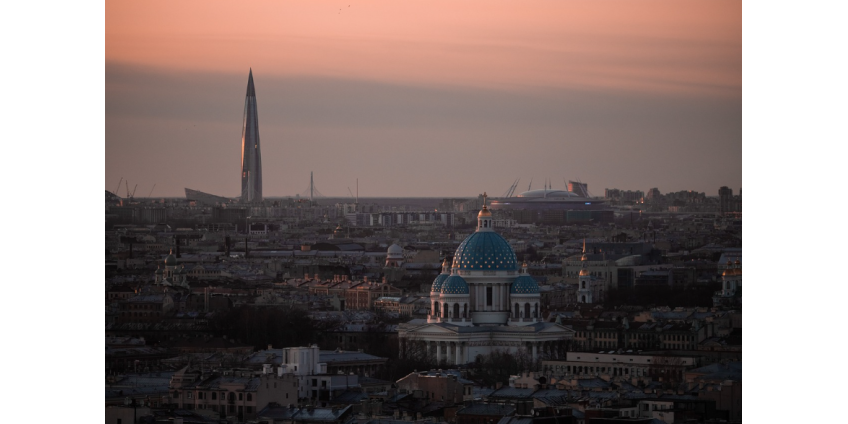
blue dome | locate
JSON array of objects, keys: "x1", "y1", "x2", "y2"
[
  {"x1": 511, "y1": 275, "x2": 540, "y2": 294},
  {"x1": 431, "y1": 274, "x2": 449, "y2": 293},
  {"x1": 453, "y1": 231, "x2": 518, "y2": 271},
  {"x1": 441, "y1": 275, "x2": 470, "y2": 295}
]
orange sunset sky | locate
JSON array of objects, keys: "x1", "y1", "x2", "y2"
[{"x1": 106, "y1": 0, "x2": 741, "y2": 198}]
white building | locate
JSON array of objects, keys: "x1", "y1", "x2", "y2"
[
  {"x1": 398, "y1": 194, "x2": 574, "y2": 365},
  {"x1": 261, "y1": 345, "x2": 360, "y2": 402}
]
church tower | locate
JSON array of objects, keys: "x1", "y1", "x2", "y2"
[{"x1": 577, "y1": 239, "x2": 593, "y2": 304}]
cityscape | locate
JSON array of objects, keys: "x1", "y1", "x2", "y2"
[{"x1": 104, "y1": 2, "x2": 743, "y2": 424}]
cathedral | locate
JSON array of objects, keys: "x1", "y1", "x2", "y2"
[
  {"x1": 398, "y1": 194, "x2": 574, "y2": 365},
  {"x1": 154, "y1": 249, "x2": 189, "y2": 289}
]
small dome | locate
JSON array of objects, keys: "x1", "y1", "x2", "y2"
[
  {"x1": 387, "y1": 244, "x2": 403, "y2": 255},
  {"x1": 441, "y1": 275, "x2": 470, "y2": 295},
  {"x1": 510, "y1": 275, "x2": 540, "y2": 294},
  {"x1": 478, "y1": 206, "x2": 492, "y2": 218},
  {"x1": 164, "y1": 250, "x2": 177, "y2": 266},
  {"x1": 431, "y1": 274, "x2": 449, "y2": 293},
  {"x1": 579, "y1": 268, "x2": 590, "y2": 276}
]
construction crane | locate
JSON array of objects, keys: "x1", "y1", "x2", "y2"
[
  {"x1": 126, "y1": 181, "x2": 131, "y2": 198},
  {"x1": 527, "y1": 177, "x2": 533, "y2": 191},
  {"x1": 114, "y1": 177, "x2": 123, "y2": 196},
  {"x1": 147, "y1": 184, "x2": 156, "y2": 198},
  {"x1": 347, "y1": 187, "x2": 355, "y2": 199}
]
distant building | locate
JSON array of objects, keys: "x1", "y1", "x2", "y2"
[
  {"x1": 718, "y1": 186, "x2": 741, "y2": 214},
  {"x1": 396, "y1": 370, "x2": 474, "y2": 405},
  {"x1": 117, "y1": 293, "x2": 174, "y2": 324},
  {"x1": 567, "y1": 181, "x2": 589, "y2": 197},
  {"x1": 240, "y1": 69, "x2": 263, "y2": 203},
  {"x1": 168, "y1": 366, "x2": 297, "y2": 421}
]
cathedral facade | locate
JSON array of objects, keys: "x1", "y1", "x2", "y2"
[{"x1": 398, "y1": 194, "x2": 574, "y2": 365}]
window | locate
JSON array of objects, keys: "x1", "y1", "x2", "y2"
[
  {"x1": 238, "y1": 393, "x2": 243, "y2": 401},
  {"x1": 486, "y1": 287, "x2": 493, "y2": 306},
  {"x1": 187, "y1": 392, "x2": 192, "y2": 399},
  {"x1": 247, "y1": 393, "x2": 252, "y2": 401}
]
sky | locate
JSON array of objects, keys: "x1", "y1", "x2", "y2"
[{"x1": 106, "y1": 0, "x2": 741, "y2": 198}]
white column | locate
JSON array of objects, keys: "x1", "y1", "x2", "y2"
[
  {"x1": 436, "y1": 342, "x2": 442, "y2": 363},
  {"x1": 532, "y1": 342, "x2": 538, "y2": 359},
  {"x1": 479, "y1": 285, "x2": 485, "y2": 311},
  {"x1": 456, "y1": 343, "x2": 462, "y2": 365}
]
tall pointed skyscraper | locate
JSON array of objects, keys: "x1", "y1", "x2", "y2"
[{"x1": 240, "y1": 69, "x2": 263, "y2": 203}]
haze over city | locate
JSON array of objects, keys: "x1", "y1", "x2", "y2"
[{"x1": 106, "y1": 0, "x2": 741, "y2": 198}]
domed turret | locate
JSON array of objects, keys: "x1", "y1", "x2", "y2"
[
  {"x1": 512, "y1": 262, "x2": 540, "y2": 294},
  {"x1": 164, "y1": 249, "x2": 177, "y2": 266},
  {"x1": 431, "y1": 274, "x2": 449, "y2": 293},
  {"x1": 441, "y1": 275, "x2": 470, "y2": 295},
  {"x1": 386, "y1": 243, "x2": 404, "y2": 267},
  {"x1": 476, "y1": 192, "x2": 494, "y2": 231},
  {"x1": 431, "y1": 260, "x2": 451, "y2": 294},
  {"x1": 511, "y1": 275, "x2": 540, "y2": 294}
]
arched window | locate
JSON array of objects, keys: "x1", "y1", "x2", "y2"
[
  {"x1": 463, "y1": 303, "x2": 468, "y2": 318},
  {"x1": 582, "y1": 281, "x2": 586, "y2": 289},
  {"x1": 534, "y1": 303, "x2": 539, "y2": 318},
  {"x1": 581, "y1": 295, "x2": 586, "y2": 303},
  {"x1": 524, "y1": 303, "x2": 530, "y2": 318},
  {"x1": 514, "y1": 303, "x2": 519, "y2": 318},
  {"x1": 453, "y1": 303, "x2": 460, "y2": 319}
]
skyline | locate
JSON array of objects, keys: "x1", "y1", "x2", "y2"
[{"x1": 105, "y1": 1, "x2": 741, "y2": 198}]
